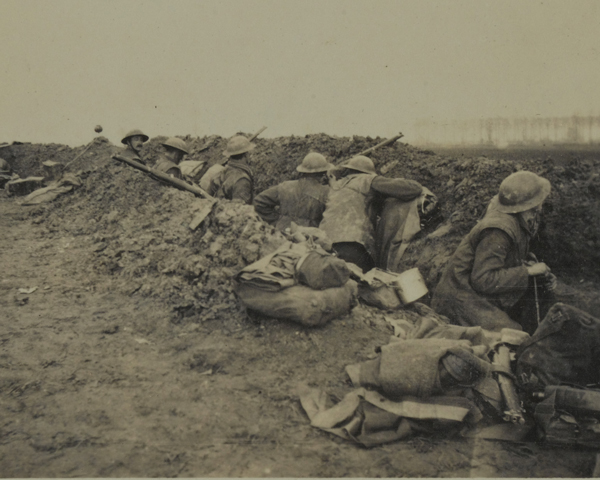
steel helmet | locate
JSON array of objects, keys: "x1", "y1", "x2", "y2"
[
  {"x1": 223, "y1": 135, "x2": 256, "y2": 157},
  {"x1": 489, "y1": 171, "x2": 551, "y2": 214},
  {"x1": 296, "y1": 152, "x2": 331, "y2": 173},
  {"x1": 161, "y1": 137, "x2": 189, "y2": 155},
  {"x1": 121, "y1": 129, "x2": 149, "y2": 144},
  {"x1": 343, "y1": 155, "x2": 376, "y2": 174}
]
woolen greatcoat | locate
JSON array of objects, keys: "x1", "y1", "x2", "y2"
[
  {"x1": 319, "y1": 173, "x2": 423, "y2": 260},
  {"x1": 209, "y1": 160, "x2": 254, "y2": 204},
  {"x1": 253, "y1": 177, "x2": 329, "y2": 231},
  {"x1": 431, "y1": 206, "x2": 531, "y2": 331},
  {"x1": 319, "y1": 173, "x2": 378, "y2": 257}
]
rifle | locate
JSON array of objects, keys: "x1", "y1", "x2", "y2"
[
  {"x1": 356, "y1": 132, "x2": 404, "y2": 156},
  {"x1": 248, "y1": 126, "x2": 267, "y2": 142},
  {"x1": 112, "y1": 154, "x2": 213, "y2": 200},
  {"x1": 218, "y1": 126, "x2": 267, "y2": 166}
]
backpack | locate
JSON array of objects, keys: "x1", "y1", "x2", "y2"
[{"x1": 516, "y1": 303, "x2": 600, "y2": 393}]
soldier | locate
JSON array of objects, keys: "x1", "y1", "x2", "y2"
[
  {"x1": 154, "y1": 137, "x2": 189, "y2": 180},
  {"x1": 432, "y1": 171, "x2": 556, "y2": 334},
  {"x1": 209, "y1": 135, "x2": 255, "y2": 204},
  {"x1": 319, "y1": 155, "x2": 426, "y2": 272},
  {"x1": 0, "y1": 157, "x2": 13, "y2": 188},
  {"x1": 254, "y1": 152, "x2": 331, "y2": 231},
  {"x1": 118, "y1": 129, "x2": 149, "y2": 163},
  {"x1": 0, "y1": 157, "x2": 11, "y2": 175}
]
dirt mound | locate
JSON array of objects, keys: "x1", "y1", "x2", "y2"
[
  {"x1": 24, "y1": 149, "x2": 287, "y2": 322},
  {"x1": 7, "y1": 134, "x2": 600, "y2": 322},
  {"x1": 1, "y1": 137, "x2": 114, "y2": 177}
]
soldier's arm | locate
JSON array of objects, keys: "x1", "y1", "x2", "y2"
[
  {"x1": 231, "y1": 178, "x2": 253, "y2": 204},
  {"x1": 471, "y1": 229, "x2": 529, "y2": 295},
  {"x1": 371, "y1": 176, "x2": 423, "y2": 201},
  {"x1": 253, "y1": 185, "x2": 281, "y2": 224}
]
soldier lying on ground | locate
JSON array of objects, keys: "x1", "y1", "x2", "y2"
[
  {"x1": 209, "y1": 135, "x2": 255, "y2": 204},
  {"x1": 118, "y1": 129, "x2": 149, "y2": 163},
  {"x1": 253, "y1": 152, "x2": 331, "y2": 231},
  {"x1": 319, "y1": 155, "x2": 434, "y2": 272},
  {"x1": 154, "y1": 137, "x2": 189, "y2": 180},
  {"x1": 432, "y1": 171, "x2": 556, "y2": 334}
]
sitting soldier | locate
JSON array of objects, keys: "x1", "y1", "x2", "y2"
[
  {"x1": 209, "y1": 135, "x2": 255, "y2": 204},
  {"x1": 432, "y1": 171, "x2": 556, "y2": 334},
  {"x1": 154, "y1": 137, "x2": 189, "y2": 180}
]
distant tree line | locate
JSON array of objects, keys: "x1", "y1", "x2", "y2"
[{"x1": 413, "y1": 115, "x2": 600, "y2": 147}]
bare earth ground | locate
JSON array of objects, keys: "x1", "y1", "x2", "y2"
[{"x1": 1, "y1": 198, "x2": 598, "y2": 477}]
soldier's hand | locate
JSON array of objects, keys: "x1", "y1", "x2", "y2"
[
  {"x1": 526, "y1": 262, "x2": 551, "y2": 277},
  {"x1": 526, "y1": 252, "x2": 539, "y2": 264},
  {"x1": 419, "y1": 188, "x2": 438, "y2": 216},
  {"x1": 544, "y1": 272, "x2": 558, "y2": 291}
]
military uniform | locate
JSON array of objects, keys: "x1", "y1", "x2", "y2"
[
  {"x1": 154, "y1": 157, "x2": 183, "y2": 180},
  {"x1": 254, "y1": 177, "x2": 329, "y2": 230},
  {"x1": 319, "y1": 173, "x2": 422, "y2": 271},
  {"x1": 209, "y1": 160, "x2": 254, "y2": 204},
  {"x1": 432, "y1": 205, "x2": 533, "y2": 331}
]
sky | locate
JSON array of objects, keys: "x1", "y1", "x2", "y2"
[{"x1": 1, "y1": 0, "x2": 599, "y2": 146}]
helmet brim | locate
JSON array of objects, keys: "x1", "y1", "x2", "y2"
[
  {"x1": 296, "y1": 164, "x2": 331, "y2": 173},
  {"x1": 489, "y1": 179, "x2": 551, "y2": 214},
  {"x1": 122, "y1": 134, "x2": 149, "y2": 145},
  {"x1": 161, "y1": 143, "x2": 188, "y2": 155},
  {"x1": 223, "y1": 143, "x2": 256, "y2": 157},
  {"x1": 343, "y1": 165, "x2": 375, "y2": 175}
]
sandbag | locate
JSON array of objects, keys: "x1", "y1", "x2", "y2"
[
  {"x1": 21, "y1": 174, "x2": 81, "y2": 205},
  {"x1": 296, "y1": 251, "x2": 350, "y2": 290},
  {"x1": 235, "y1": 280, "x2": 358, "y2": 327},
  {"x1": 6, "y1": 177, "x2": 45, "y2": 196},
  {"x1": 516, "y1": 302, "x2": 600, "y2": 393}
]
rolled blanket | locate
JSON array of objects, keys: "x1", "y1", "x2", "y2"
[{"x1": 351, "y1": 338, "x2": 491, "y2": 399}]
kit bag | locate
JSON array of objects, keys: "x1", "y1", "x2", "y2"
[
  {"x1": 235, "y1": 280, "x2": 358, "y2": 327},
  {"x1": 516, "y1": 303, "x2": 600, "y2": 392},
  {"x1": 296, "y1": 251, "x2": 351, "y2": 290}
]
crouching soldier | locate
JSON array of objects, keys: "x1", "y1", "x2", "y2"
[
  {"x1": 254, "y1": 152, "x2": 331, "y2": 231},
  {"x1": 154, "y1": 137, "x2": 189, "y2": 180},
  {"x1": 432, "y1": 171, "x2": 556, "y2": 334},
  {"x1": 117, "y1": 129, "x2": 149, "y2": 163},
  {"x1": 209, "y1": 135, "x2": 255, "y2": 204},
  {"x1": 319, "y1": 155, "x2": 426, "y2": 272}
]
